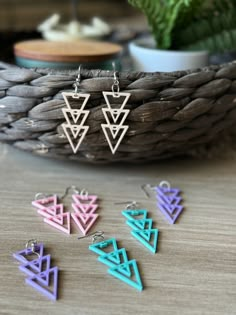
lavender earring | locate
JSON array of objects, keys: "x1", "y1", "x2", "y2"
[
  {"x1": 142, "y1": 181, "x2": 184, "y2": 224},
  {"x1": 13, "y1": 239, "x2": 59, "y2": 301}
]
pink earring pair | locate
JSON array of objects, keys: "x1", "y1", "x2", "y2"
[{"x1": 32, "y1": 186, "x2": 99, "y2": 236}]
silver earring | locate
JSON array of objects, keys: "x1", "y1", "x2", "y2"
[
  {"x1": 101, "y1": 67, "x2": 131, "y2": 154},
  {"x1": 61, "y1": 66, "x2": 90, "y2": 154}
]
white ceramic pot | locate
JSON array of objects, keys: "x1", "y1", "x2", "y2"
[{"x1": 128, "y1": 38, "x2": 209, "y2": 72}]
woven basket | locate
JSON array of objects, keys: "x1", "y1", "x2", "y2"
[{"x1": 0, "y1": 60, "x2": 236, "y2": 163}]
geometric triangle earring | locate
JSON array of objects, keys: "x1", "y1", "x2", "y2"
[
  {"x1": 13, "y1": 239, "x2": 59, "y2": 301},
  {"x1": 62, "y1": 66, "x2": 90, "y2": 154},
  {"x1": 156, "y1": 181, "x2": 184, "y2": 224},
  {"x1": 32, "y1": 191, "x2": 71, "y2": 235},
  {"x1": 71, "y1": 188, "x2": 99, "y2": 236},
  {"x1": 120, "y1": 201, "x2": 159, "y2": 254},
  {"x1": 101, "y1": 69, "x2": 130, "y2": 154},
  {"x1": 142, "y1": 181, "x2": 184, "y2": 224},
  {"x1": 82, "y1": 232, "x2": 143, "y2": 291}
]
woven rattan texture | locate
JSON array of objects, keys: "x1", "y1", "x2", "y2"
[{"x1": 0, "y1": 61, "x2": 236, "y2": 163}]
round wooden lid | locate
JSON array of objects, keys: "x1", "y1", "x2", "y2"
[{"x1": 14, "y1": 39, "x2": 122, "y2": 63}]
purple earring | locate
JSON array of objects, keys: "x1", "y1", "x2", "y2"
[
  {"x1": 13, "y1": 239, "x2": 59, "y2": 301},
  {"x1": 142, "y1": 181, "x2": 184, "y2": 224}
]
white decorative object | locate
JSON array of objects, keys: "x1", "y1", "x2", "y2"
[
  {"x1": 37, "y1": 14, "x2": 111, "y2": 41},
  {"x1": 129, "y1": 37, "x2": 209, "y2": 72}
]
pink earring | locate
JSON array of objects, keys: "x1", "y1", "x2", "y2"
[
  {"x1": 32, "y1": 186, "x2": 99, "y2": 236},
  {"x1": 32, "y1": 193, "x2": 71, "y2": 234},
  {"x1": 71, "y1": 189, "x2": 99, "y2": 235}
]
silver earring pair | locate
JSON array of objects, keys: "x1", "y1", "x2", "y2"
[{"x1": 61, "y1": 66, "x2": 130, "y2": 154}]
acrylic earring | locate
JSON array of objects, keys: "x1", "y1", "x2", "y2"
[
  {"x1": 32, "y1": 186, "x2": 99, "y2": 236},
  {"x1": 79, "y1": 232, "x2": 143, "y2": 291},
  {"x1": 13, "y1": 239, "x2": 59, "y2": 301},
  {"x1": 61, "y1": 65, "x2": 90, "y2": 153},
  {"x1": 32, "y1": 192, "x2": 71, "y2": 235},
  {"x1": 101, "y1": 68, "x2": 130, "y2": 154},
  {"x1": 142, "y1": 181, "x2": 184, "y2": 224},
  {"x1": 71, "y1": 188, "x2": 99, "y2": 235},
  {"x1": 120, "y1": 201, "x2": 158, "y2": 254}
]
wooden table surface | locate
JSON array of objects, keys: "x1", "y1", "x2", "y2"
[{"x1": 0, "y1": 143, "x2": 235, "y2": 315}]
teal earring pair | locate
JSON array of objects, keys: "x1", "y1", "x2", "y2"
[{"x1": 85, "y1": 202, "x2": 158, "y2": 292}]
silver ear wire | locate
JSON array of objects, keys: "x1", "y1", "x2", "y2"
[
  {"x1": 78, "y1": 231, "x2": 105, "y2": 243},
  {"x1": 141, "y1": 184, "x2": 156, "y2": 198},
  {"x1": 111, "y1": 62, "x2": 120, "y2": 97},
  {"x1": 34, "y1": 192, "x2": 51, "y2": 200},
  {"x1": 73, "y1": 65, "x2": 82, "y2": 94},
  {"x1": 25, "y1": 239, "x2": 40, "y2": 259},
  {"x1": 114, "y1": 200, "x2": 139, "y2": 209},
  {"x1": 61, "y1": 185, "x2": 80, "y2": 200}
]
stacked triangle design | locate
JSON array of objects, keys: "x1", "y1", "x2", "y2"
[
  {"x1": 32, "y1": 193, "x2": 99, "y2": 235},
  {"x1": 156, "y1": 186, "x2": 184, "y2": 224},
  {"x1": 89, "y1": 238, "x2": 143, "y2": 291},
  {"x1": 71, "y1": 193, "x2": 99, "y2": 235},
  {"x1": 122, "y1": 209, "x2": 158, "y2": 254},
  {"x1": 13, "y1": 244, "x2": 58, "y2": 301},
  {"x1": 32, "y1": 195, "x2": 70, "y2": 234},
  {"x1": 101, "y1": 91, "x2": 131, "y2": 154},
  {"x1": 62, "y1": 92, "x2": 90, "y2": 154}
]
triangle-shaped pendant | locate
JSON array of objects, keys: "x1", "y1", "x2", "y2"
[
  {"x1": 122, "y1": 209, "x2": 148, "y2": 221},
  {"x1": 44, "y1": 212, "x2": 71, "y2": 234},
  {"x1": 89, "y1": 238, "x2": 119, "y2": 256},
  {"x1": 25, "y1": 266, "x2": 59, "y2": 301},
  {"x1": 108, "y1": 259, "x2": 143, "y2": 291},
  {"x1": 98, "y1": 248, "x2": 129, "y2": 268},
  {"x1": 131, "y1": 229, "x2": 158, "y2": 253},
  {"x1": 71, "y1": 212, "x2": 98, "y2": 235}
]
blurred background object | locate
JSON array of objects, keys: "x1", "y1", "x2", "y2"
[
  {"x1": 0, "y1": 0, "x2": 138, "y2": 31},
  {"x1": 0, "y1": 0, "x2": 145, "y2": 64}
]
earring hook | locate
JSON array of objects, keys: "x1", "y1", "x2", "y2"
[
  {"x1": 111, "y1": 62, "x2": 120, "y2": 97},
  {"x1": 73, "y1": 65, "x2": 82, "y2": 94},
  {"x1": 114, "y1": 200, "x2": 138, "y2": 209},
  {"x1": 61, "y1": 185, "x2": 80, "y2": 201},
  {"x1": 25, "y1": 239, "x2": 40, "y2": 259},
  {"x1": 141, "y1": 184, "x2": 156, "y2": 199},
  {"x1": 78, "y1": 231, "x2": 105, "y2": 243},
  {"x1": 35, "y1": 192, "x2": 51, "y2": 200}
]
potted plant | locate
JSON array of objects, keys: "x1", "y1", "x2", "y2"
[{"x1": 128, "y1": 0, "x2": 236, "y2": 72}]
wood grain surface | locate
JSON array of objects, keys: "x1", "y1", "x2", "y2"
[{"x1": 0, "y1": 143, "x2": 235, "y2": 315}]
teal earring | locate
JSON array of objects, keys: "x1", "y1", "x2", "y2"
[
  {"x1": 120, "y1": 201, "x2": 159, "y2": 254},
  {"x1": 88, "y1": 236, "x2": 143, "y2": 291},
  {"x1": 78, "y1": 231, "x2": 143, "y2": 291}
]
